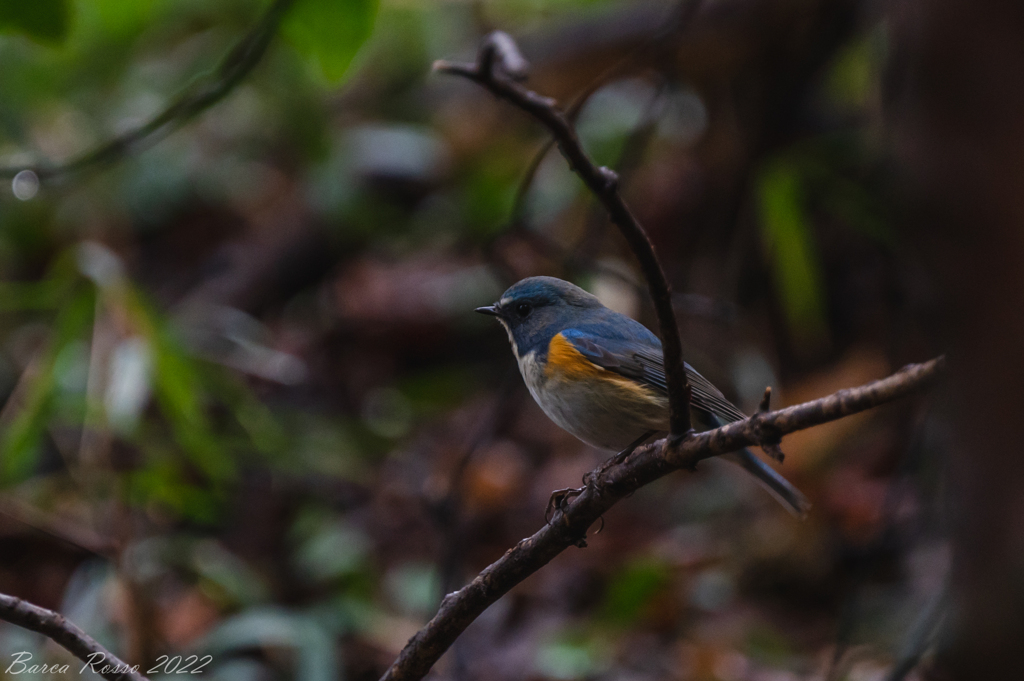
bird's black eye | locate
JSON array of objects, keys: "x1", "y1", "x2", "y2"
[{"x1": 515, "y1": 302, "x2": 533, "y2": 318}]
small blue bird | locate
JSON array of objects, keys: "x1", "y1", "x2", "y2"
[{"x1": 477, "y1": 276, "x2": 810, "y2": 517}]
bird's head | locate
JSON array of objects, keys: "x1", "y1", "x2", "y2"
[{"x1": 476, "y1": 276, "x2": 603, "y2": 356}]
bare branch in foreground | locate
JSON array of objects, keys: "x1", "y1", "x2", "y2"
[
  {"x1": 0, "y1": 592, "x2": 147, "y2": 681},
  {"x1": 380, "y1": 357, "x2": 945, "y2": 681},
  {"x1": 435, "y1": 31, "x2": 693, "y2": 436}
]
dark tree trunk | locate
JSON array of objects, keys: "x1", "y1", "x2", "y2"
[{"x1": 888, "y1": 1, "x2": 1024, "y2": 677}]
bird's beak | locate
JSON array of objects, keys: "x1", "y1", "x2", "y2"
[{"x1": 475, "y1": 305, "x2": 501, "y2": 317}]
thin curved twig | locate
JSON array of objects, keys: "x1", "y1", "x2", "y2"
[
  {"x1": 0, "y1": 592, "x2": 148, "y2": 681},
  {"x1": 506, "y1": 0, "x2": 700, "y2": 239},
  {"x1": 380, "y1": 356, "x2": 944, "y2": 681},
  {"x1": 573, "y1": 77, "x2": 668, "y2": 265},
  {"x1": 0, "y1": 0, "x2": 295, "y2": 184},
  {"x1": 435, "y1": 31, "x2": 693, "y2": 435}
]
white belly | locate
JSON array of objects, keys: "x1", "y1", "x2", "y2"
[{"x1": 517, "y1": 350, "x2": 668, "y2": 451}]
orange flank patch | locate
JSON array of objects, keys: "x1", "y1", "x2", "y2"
[
  {"x1": 544, "y1": 333, "x2": 603, "y2": 379},
  {"x1": 543, "y1": 333, "x2": 664, "y2": 409}
]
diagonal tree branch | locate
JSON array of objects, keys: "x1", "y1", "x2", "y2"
[
  {"x1": 0, "y1": 592, "x2": 148, "y2": 681},
  {"x1": 435, "y1": 31, "x2": 694, "y2": 436},
  {"x1": 380, "y1": 356, "x2": 944, "y2": 681}
]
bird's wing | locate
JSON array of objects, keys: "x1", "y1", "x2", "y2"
[{"x1": 560, "y1": 328, "x2": 748, "y2": 424}]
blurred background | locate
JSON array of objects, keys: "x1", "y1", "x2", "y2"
[{"x1": 0, "y1": 0, "x2": 978, "y2": 679}]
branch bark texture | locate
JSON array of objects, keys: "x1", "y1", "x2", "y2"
[
  {"x1": 435, "y1": 32, "x2": 693, "y2": 436},
  {"x1": 380, "y1": 357, "x2": 944, "y2": 681},
  {"x1": 0, "y1": 592, "x2": 148, "y2": 681}
]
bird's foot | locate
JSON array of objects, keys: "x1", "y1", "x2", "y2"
[{"x1": 545, "y1": 486, "x2": 584, "y2": 524}]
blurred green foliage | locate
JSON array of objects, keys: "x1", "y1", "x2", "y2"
[
  {"x1": 600, "y1": 557, "x2": 672, "y2": 627},
  {"x1": 535, "y1": 635, "x2": 607, "y2": 680},
  {"x1": 0, "y1": 0, "x2": 72, "y2": 45},
  {"x1": 758, "y1": 158, "x2": 829, "y2": 354},
  {"x1": 0, "y1": 0, "x2": 387, "y2": 522},
  {"x1": 0, "y1": 1, "x2": 931, "y2": 680},
  {"x1": 0, "y1": 288, "x2": 93, "y2": 483},
  {"x1": 283, "y1": 0, "x2": 379, "y2": 83}
]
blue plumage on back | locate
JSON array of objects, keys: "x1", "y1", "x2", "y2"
[{"x1": 568, "y1": 308, "x2": 662, "y2": 346}]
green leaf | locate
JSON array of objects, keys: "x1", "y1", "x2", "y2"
[
  {"x1": 758, "y1": 159, "x2": 829, "y2": 353},
  {"x1": 0, "y1": 281, "x2": 67, "y2": 312},
  {"x1": 151, "y1": 332, "x2": 235, "y2": 482},
  {"x1": 282, "y1": 0, "x2": 379, "y2": 84},
  {"x1": 463, "y1": 159, "x2": 519, "y2": 237},
  {"x1": 127, "y1": 456, "x2": 222, "y2": 523},
  {"x1": 0, "y1": 288, "x2": 94, "y2": 483},
  {"x1": 117, "y1": 292, "x2": 233, "y2": 483},
  {"x1": 204, "y1": 370, "x2": 288, "y2": 459},
  {"x1": 384, "y1": 562, "x2": 440, "y2": 616},
  {"x1": 92, "y1": 0, "x2": 159, "y2": 35},
  {"x1": 535, "y1": 635, "x2": 606, "y2": 680},
  {"x1": 292, "y1": 512, "x2": 370, "y2": 584},
  {"x1": 192, "y1": 540, "x2": 271, "y2": 607},
  {"x1": 0, "y1": 0, "x2": 72, "y2": 44},
  {"x1": 600, "y1": 559, "x2": 671, "y2": 626},
  {"x1": 201, "y1": 608, "x2": 340, "y2": 681}
]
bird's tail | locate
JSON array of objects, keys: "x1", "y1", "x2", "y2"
[
  {"x1": 725, "y1": 448, "x2": 811, "y2": 518},
  {"x1": 700, "y1": 413, "x2": 810, "y2": 517}
]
